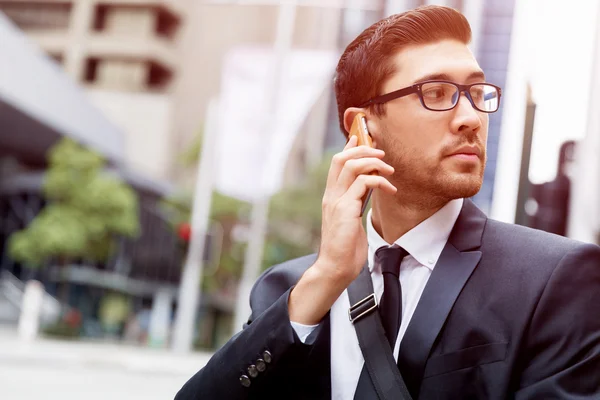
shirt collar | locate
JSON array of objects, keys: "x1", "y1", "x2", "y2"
[{"x1": 366, "y1": 198, "x2": 464, "y2": 272}]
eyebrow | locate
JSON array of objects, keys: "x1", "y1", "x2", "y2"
[{"x1": 413, "y1": 71, "x2": 486, "y2": 84}]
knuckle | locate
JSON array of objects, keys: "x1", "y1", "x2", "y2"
[
  {"x1": 345, "y1": 158, "x2": 359, "y2": 170},
  {"x1": 374, "y1": 159, "x2": 387, "y2": 169},
  {"x1": 332, "y1": 153, "x2": 344, "y2": 166},
  {"x1": 356, "y1": 174, "x2": 368, "y2": 185}
]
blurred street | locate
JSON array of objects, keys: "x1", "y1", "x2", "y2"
[{"x1": 0, "y1": 328, "x2": 212, "y2": 400}]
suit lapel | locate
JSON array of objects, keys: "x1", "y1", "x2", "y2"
[{"x1": 397, "y1": 199, "x2": 487, "y2": 398}]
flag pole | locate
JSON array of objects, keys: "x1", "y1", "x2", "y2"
[
  {"x1": 172, "y1": 98, "x2": 219, "y2": 353},
  {"x1": 232, "y1": 0, "x2": 298, "y2": 332}
]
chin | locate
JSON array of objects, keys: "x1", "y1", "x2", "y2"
[{"x1": 435, "y1": 173, "x2": 483, "y2": 200}]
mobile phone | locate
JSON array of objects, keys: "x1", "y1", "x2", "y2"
[{"x1": 348, "y1": 112, "x2": 375, "y2": 216}]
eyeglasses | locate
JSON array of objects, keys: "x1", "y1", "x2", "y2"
[{"x1": 359, "y1": 80, "x2": 502, "y2": 113}]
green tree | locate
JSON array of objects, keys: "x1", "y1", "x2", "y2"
[
  {"x1": 159, "y1": 191, "x2": 250, "y2": 293},
  {"x1": 166, "y1": 131, "x2": 333, "y2": 293},
  {"x1": 8, "y1": 138, "x2": 140, "y2": 267},
  {"x1": 265, "y1": 154, "x2": 332, "y2": 269}
]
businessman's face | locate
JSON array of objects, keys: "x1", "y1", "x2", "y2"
[{"x1": 371, "y1": 39, "x2": 489, "y2": 203}]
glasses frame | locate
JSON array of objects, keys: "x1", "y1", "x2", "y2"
[{"x1": 359, "y1": 80, "x2": 502, "y2": 113}]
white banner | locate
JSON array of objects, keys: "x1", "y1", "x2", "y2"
[{"x1": 214, "y1": 46, "x2": 337, "y2": 202}]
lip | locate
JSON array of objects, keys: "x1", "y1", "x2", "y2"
[{"x1": 446, "y1": 145, "x2": 481, "y2": 159}]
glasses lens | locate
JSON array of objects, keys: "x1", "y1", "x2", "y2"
[
  {"x1": 421, "y1": 82, "x2": 459, "y2": 110},
  {"x1": 470, "y1": 84, "x2": 499, "y2": 112}
]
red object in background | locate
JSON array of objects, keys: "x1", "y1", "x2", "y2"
[
  {"x1": 178, "y1": 222, "x2": 191, "y2": 241},
  {"x1": 64, "y1": 309, "x2": 82, "y2": 328}
]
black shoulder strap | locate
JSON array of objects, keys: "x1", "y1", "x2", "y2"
[{"x1": 347, "y1": 266, "x2": 413, "y2": 400}]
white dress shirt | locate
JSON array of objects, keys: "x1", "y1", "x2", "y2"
[{"x1": 291, "y1": 198, "x2": 464, "y2": 400}]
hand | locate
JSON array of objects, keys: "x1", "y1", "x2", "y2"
[
  {"x1": 288, "y1": 136, "x2": 396, "y2": 324},
  {"x1": 317, "y1": 135, "x2": 396, "y2": 282}
]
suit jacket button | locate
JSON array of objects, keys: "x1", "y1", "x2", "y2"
[
  {"x1": 240, "y1": 375, "x2": 251, "y2": 387},
  {"x1": 248, "y1": 365, "x2": 258, "y2": 378},
  {"x1": 256, "y1": 359, "x2": 266, "y2": 372},
  {"x1": 262, "y1": 350, "x2": 272, "y2": 363}
]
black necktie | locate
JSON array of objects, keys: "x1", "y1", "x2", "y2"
[
  {"x1": 376, "y1": 245, "x2": 408, "y2": 348},
  {"x1": 353, "y1": 245, "x2": 409, "y2": 399}
]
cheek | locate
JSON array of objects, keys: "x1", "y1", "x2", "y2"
[
  {"x1": 379, "y1": 105, "x2": 446, "y2": 161},
  {"x1": 403, "y1": 120, "x2": 447, "y2": 160}
]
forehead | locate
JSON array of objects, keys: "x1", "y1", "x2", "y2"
[{"x1": 383, "y1": 39, "x2": 483, "y2": 90}]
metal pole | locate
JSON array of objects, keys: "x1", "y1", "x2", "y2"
[
  {"x1": 172, "y1": 98, "x2": 219, "y2": 353},
  {"x1": 514, "y1": 85, "x2": 536, "y2": 227},
  {"x1": 232, "y1": 0, "x2": 297, "y2": 332}
]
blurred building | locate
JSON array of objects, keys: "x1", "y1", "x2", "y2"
[
  {"x1": 0, "y1": 0, "x2": 182, "y2": 181},
  {"x1": 0, "y1": 3, "x2": 187, "y2": 342},
  {"x1": 1, "y1": 0, "x2": 359, "y2": 187},
  {"x1": 170, "y1": 1, "x2": 348, "y2": 189}
]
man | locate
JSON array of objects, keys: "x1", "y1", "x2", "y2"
[{"x1": 176, "y1": 6, "x2": 600, "y2": 399}]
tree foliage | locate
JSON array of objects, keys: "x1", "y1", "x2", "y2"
[
  {"x1": 160, "y1": 152, "x2": 332, "y2": 293},
  {"x1": 263, "y1": 155, "x2": 332, "y2": 269},
  {"x1": 159, "y1": 191, "x2": 250, "y2": 293},
  {"x1": 162, "y1": 129, "x2": 334, "y2": 294},
  {"x1": 8, "y1": 139, "x2": 140, "y2": 267}
]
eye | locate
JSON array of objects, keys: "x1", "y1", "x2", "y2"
[
  {"x1": 422, "y1": 86, "x2": 446, "y2": 99},
  {"x1": 471, "y1": 87, "x2": 484, "y2": 99}
]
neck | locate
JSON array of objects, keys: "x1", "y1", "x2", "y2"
[{"x1": 371, "y1": 191, "x2": 449, "y2": 244}]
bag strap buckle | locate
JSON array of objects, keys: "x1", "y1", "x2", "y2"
[{"x1": 348, "y1": 293, "x2": 377, "y2": 324}]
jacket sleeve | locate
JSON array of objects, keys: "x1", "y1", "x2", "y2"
[
  {"x1": 174, "y1": 257, "x2": 322, "y2": 400},
  {"x1": 515, "y1": 243, "x2": 600, "y2": 399}
]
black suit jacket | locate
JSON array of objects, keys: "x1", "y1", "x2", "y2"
[{"x1": 175, "y1": 200, "x2": 600, "y2": 399}]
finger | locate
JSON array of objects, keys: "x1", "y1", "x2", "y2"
[
  {"x1": 344, "y1": 135, "x2": 358, "y2": 150},
  {"x1": 343, "y1": 175, "x2": 397, "y2": 201},
  {"x1": 326, "y1": 145, "x2": 385, "y2": 190},
  {"x1": 335, "y1": 158, "x2": 394, "y2": 195},
  {"x1": 326, "y1": 136, "x2": 358, "y2": 189}
]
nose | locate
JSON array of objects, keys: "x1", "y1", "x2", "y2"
[{"x1": 449, "y1": 92, "x2": 482, "y2": 136}]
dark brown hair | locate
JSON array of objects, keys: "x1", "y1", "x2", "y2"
[{"x1": 334, "y1": 5, "x2": 472, "y2": 136}]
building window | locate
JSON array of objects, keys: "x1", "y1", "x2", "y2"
[
  {"x1": 84, "y1": 58, "x2": 100, "y2": 83},
  {"x1": 84, "y1": 57, "x2": 172, "y2": 92},
  {"x1": 0, "y1": 1, "x2": 72, "y2": 31},
  {"x1": 155, "y1": 6, "x2": 179, "y2": 39},
  {"x1": 93, "y1": 4, "x2": 180, "y2": 40},
  {"x1": 147, "y1": 62, "x2": 173, "y2": 90}
]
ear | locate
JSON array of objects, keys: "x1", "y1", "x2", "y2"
[
  {"x1": 343, "y1": 107, "x2": 382, "y2": 148},
  {"x1": 343, "y1": 107, "x2": 365, "y2": 135}
]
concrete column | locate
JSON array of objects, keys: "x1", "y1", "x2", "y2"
[
  {"x1": 18, "y1": 280, "x2": 44, "y2": 342},
  {"x1": 490, "y1": 0, "x2": 530, "y2": 223},
  {"x1": 64, "y1": 0, "x2": 96, "y2": 82},
  {"x1": 148, "y1": 288, "x2": 173, "y2": 348}
]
